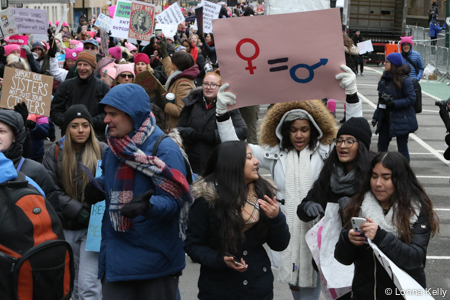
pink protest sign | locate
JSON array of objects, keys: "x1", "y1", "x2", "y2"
[{"x1": 213, "y1": 8, "x2": 346, "y2": 110}]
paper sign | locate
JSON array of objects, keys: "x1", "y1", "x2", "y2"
[
  {"x1": 213, "y1": 8, "x2": 346, "y2": 110},
  {"x1": 128, "y1": 2, "x2": 155, "y2": 41},
  {"x1": 256, "y1": 5, "x2": 264, "y2": 13},
  {"x1": 85, "y1": 160, "x2": 105, "y2": 252},
  {"x1": 357, "y1": 40, "x2": 373, "y2": 55},
  {"x1": 10, "y1": 8, "x2": 48, "y2": 35},
  {"x1": 55, "y1": 8, "x2": 69, "y2": 34},
  {"x1": 135, "y1": 70, "x2": 167, "y2": 98},
  {"x1": 0, "y1": 8, "x2": 19, "y2": 38},
  {"x1": 155, "y1": 2, "x2": 184, "y2": 26},
  {"x1": 94, "y1": 13, "x2": 113, "y2": 32},
  {"x1": 111, "y1": 1, "x2": 132, "y2": 39},
  {"x1": 108, "y1": 5, "x2": 116, "y2": 18},
  {"x1": 155, "y1": 23, "x2": 177, "y2": 38},
  {"x1": 0, "y1": 67, "x2": 53, "y2": 117},
  {"x1": 200, "y1": 0, "x2": 221, "y2": 33},
  {"x1": 56, "y1": 54, "x2": 65, "y2": 68}
]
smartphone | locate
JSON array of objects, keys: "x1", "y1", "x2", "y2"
[
  {"x1": 351, "y1": 217, "x2": 368, "y2": 232},
  {"x1": 155, "y1": 29, "x2": 162, "y2": 41},
  {"x1": 224, "y1": 253, "x2": 247, "y2": 268}
]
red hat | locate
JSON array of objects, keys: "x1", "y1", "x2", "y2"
[{"x1": 134, "y1": 53, "x2": 150, "y2": 65}]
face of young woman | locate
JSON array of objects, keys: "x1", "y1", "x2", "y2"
[
  {"x1": 191, "y1": 36, "x2": 198, "y2": 44},
  {"x1": 182, "y1": 41, "x2": 191, "y2": 52},
  {"x1": 289, "y1": 119, "x2": 311, "y2": 152},
  {"x1": 370, "y1": 162, "x2": 395, "y2": 208},
  {"x1": 68, "y1": 118, "x2": 91, "y2": 145},
  {"x1": 0, "y1": 121, "x2": 14, "y2": 152},
  {"x1": 336, "y1": 134, "x2": 359, "y2": 166},
  {"x1": 66, "y1": 59, "x2": 76, "y2": 68},
  {"x1": 135, "y1": 62, "x2": 147, "y2": 74},
  {"x1": 117, "y1": 72, "x2": 134, "y2": 84},
  {"x1": 205, "y1": 34, "x2": 212, "y2": 43},
  {"x1": 202, "y1": 74, "x2": 221, "y2": 101},
  {"x1": 244, "y1": 146, "x2": 259, "y2": 184},
  {"x1": 384, "y1": 60, "x2": 391, "y2": 71}
]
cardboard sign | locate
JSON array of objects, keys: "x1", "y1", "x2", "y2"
[
  {"x1": 155, "y1": 2, "x2": 184, "y2": 26},
  {"x1": 0, "y1": 8, "x2": 19, "y2": 38},
  {"x1": 85, "y1": 161, "x2": 105, "y2": 252},
  {"x1": 135, "y1": 70, "x2": 167, "y2": 98},
  {"x1": 94, "y1": 13, "x2": 113, "y2": 32},
  {"x1": 200, "y1": 0, "x2": 221, "y2": 33},
  {"x1": 357, "y1": 40, "x2": 373, "y2": 55},
  {"x1": 213, "y1": 8, "x2": 346, "y2": 110},
  {"x1": 0, "y1": 67, "x2": 53, "y2": 117},
  {"x1": 111, "y1": 1, "x2": 132, "y2": 39},
  {"x1": 128, "y1": 2, "x2": 155, "y2": 41}
]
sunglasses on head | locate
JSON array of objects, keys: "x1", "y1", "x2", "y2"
[
  {"x1": 119, "y1": 74, "x2": 133, "y2": 79},
  {"x1": 84, "y1": 46, "x2": 97, "y2": 51}
]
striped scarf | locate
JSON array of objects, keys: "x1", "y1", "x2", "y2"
[{"x1": 106, "y1": 114, "x2": 192, "y2": 236}]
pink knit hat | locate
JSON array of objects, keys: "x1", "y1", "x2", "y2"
[
  {"x1": 100, "y1": 63, "x2": 117, "y2": 80},
  {"x1": 65, "y1": 48, "x2": 82, "y2": 61},
  {"x1": 4, "y1": 44, "x2": 21, "y2": 56},
  {"x1": 69, "y1": 40, "x2": 82, "y2": 46},
  {"x1": 109, "y1": 47, "x2": 122, "y2": 61},
  {"x1": 62, "y1": 22, "x2": 69, "y2": 27},
  {"x1": 55, "y1": 21, "x2": 60, "y2": 26},
  {"x1": 114, "y1": 63, "x2": 135, "y2": 79},
  {"x1": 125, "y1": 42, "x2": 137, "y2": 53},
  {"x1": 400, "y1": 36, "x2": 414, "y2": 46}
]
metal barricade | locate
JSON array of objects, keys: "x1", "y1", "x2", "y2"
[{"x1": 434, "y1": 47, "x2": 449, "y2": 81}]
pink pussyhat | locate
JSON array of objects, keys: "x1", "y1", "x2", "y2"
[
  {"x1": 125, "y1": 42, "x2": 137, "y2": 53},
  {"x1": 62, "y1": 22, "x2": 69, "y2": 27},
  {"x1": 114, "y1": 63, "x2": 135, "y2": 80},
  {"x1": 400, "y1": 36, "x2": 414, "y2": 46},
  {"x1": 109, "y1": 47, "x2": 122, "y2": 61},
  {"x1": 4, "y1": 44, "x2": 20, "y2": 56},
  {"x1": 65, "y1": 48, "x2": 82, "y2": 61},
  {"x1": 55, "y1": 21, "x2": 60, "y2": 26},
  {"x1": 100, "y1": 63, "x2": 117, "y2": 80}
]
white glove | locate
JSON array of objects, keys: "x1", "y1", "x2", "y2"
[
  {"x1": 216, "y1": 83, "x2": 236, "y2": 115},
  {"x1": 335, "y1": 65, "x2": 357, "y2": 95}
]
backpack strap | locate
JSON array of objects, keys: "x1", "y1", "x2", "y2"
[
  {"x1": 152, "y1": 134, "x2": 169, "y2": 156},
  {"x1": 16, "y1": 157, "x2": 25, "y2": 172},
  {"x1": 403, "y1": 53, "x2": 419, "y2": 74}
]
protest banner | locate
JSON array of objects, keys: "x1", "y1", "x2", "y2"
[
  {"x1": 94, "y1": 13, "x2": 113, "y2": 32},
  {"x1": 0, "y1": 8, "x2": 19, "y2": 38},
  {"x1": 111, "y1": 1, "x2": 132, "y2": 39},
  {"x1": 11, "y1": 8, "x2": 47, "y2": 35},
  {"x1": 200, "y1": 0, "x2": 221, "y2": 33},
  {"x1": 56, "y1": 54, "x2": 65, "y2": 68},
  {"x1": 55, "y1": 8, "x2": 69, "y2": 35},
  {"x1": 0, "y1": 67, "x2": 53, "y2": 117},
  {"x1": 155, "y1": 2, "x2": 184, "y2": 26},
  {"x1": 135, "y1": 70, "x2": 167, "y2": 98},
  {"x1": 357, "y1": 40, "x2": 374, "y2": 55},
  {"x1": 213, "y1": 8, "x2": 346, "y2": 110},
  {"x1": 85, "y1": 161, "x2": 105, "y2": 252},
  {"x1": 128, "y1": 2, "x2": 155, "y2": 41}
]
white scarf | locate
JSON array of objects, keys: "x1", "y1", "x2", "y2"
[{"x1": 279, "y1": 148, "x2": 317, "y2": 287}]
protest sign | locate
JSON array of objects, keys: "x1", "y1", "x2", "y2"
[
  {"x1": 256, "y1": 4, "x2": 264, "y2": 13},
  {"x1": 56, "y1": 54, "x2": 65, "y2": 68},
  {"x1": 213, "y1": 8, "x2": 346, "y2": 110},
  {"x1": 128, "y1": 2, "x2": 155, "y2": 41},
  {"x1": 155, "y1": 23, "x2": 177, "y2": 38},
  {"x1": 0, "y1": 8, "x2": 19, "y2": 38},
  {"x1": 357, "y1": 40, "x2": 374, "y2": 55},
  {"x1": 200, "y1": 0, "x2": 221, "y2": 33},
  {"x1": 55, "y1": 8, "x2": 69, "y2": 35},
  {"x1": 94, "y1": 13, "x2": 113, "y2": 32},
  {"x1": 135, "y1": 70, "x2": 167, "y2": 98},
  {"x1": 85, "y1": 161, "x2": 105, "y2": 252},
  {"x1": 0, "y1": 67, "x2": 53, "y2": 117},
  {"x1": 111, "y1": 1, "x2": 132, "y2": 39},
  {"x1": 11, "y1": 8, "x2": 47, "y2": 35},
  {"x1": 155, "y1": 2, "x2": 184, "y2": 26}
]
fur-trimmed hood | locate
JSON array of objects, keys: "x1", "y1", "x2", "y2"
[
  {"x1": 191, "y1": 178, "x2": 217, "y2": 204},
  {"x1": 182, "y1": 87, "x2": 205, "y2": 106},
  {"x1": 259, "y1": 100, "x2": 337, "y2": 147}
]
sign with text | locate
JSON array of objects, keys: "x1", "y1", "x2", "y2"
[
  {"x1": 155, "y1": 2, "x2": 184, "y2": 26},
  {"x1": 94, "y1": 13, "x2": 113, "y2": 32},
  {"x1": 11, "y1": 8, "x2": 47, "y2": 35},
  {"x1": 0, "y1": 8, "x2": 19, "y2": 38},
  {"x1": 85, "y1": 161, "x2": 105, "y2": 252},
  {"x1": 357, "y1": 40, "x2": 373, "y2": 55},
  {"x1": 57, "y1": 54, "x2": 65, "y2": 68},
  {"x1": 0, "y1": 67, "x2": 53, "y2": 117},
  {"x1": 155, "y1": 23, "x2": 177, "y2": 38},
  {"x1": 135, "y1": 70, "x2": 167, "y2": 98},
  {"x1": 200, "y1": 0, "x2": 221, "y2": 33},
  {"x1": 111, "y1": 1, "x2": 132, "y2": 39},
  {"x1": 213, "y1": 9, "x2": 346, "y2": 110},
  {"x1": 128, "y1": 2, "x2": 155, "y2": 41}
]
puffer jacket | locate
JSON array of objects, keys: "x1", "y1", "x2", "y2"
[
  {"x1": 97, "y1": 84, "x2": 187, "y2": 282},
  {"x1": 373, "y1": 73, "x2": 418, "y2": 137},
  {"x1": 184, "y1": 179, "x2": 290, "y2": 300},
  {"x1": 177, "y1": 87, "x2": 247, "y2": 174},
  {"x1": 401, "y1": 49, "x2": 424, "y2": 81},
  {"x1": 43, "y1": 138, "x2": 108, "y2": 229},
  {"x1": 430, "y1": 18, "x2": 442, "y2": 38}
]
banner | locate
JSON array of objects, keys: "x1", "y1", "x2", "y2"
[
  {"x1": 128, "y1": 2, "x2": 155, "y2": 41},
  {"x1": 85, "y1": 161, "x2": 105, "y2": 252},
  {"x1": 0, "y1": 8, "x2": 19, "y2": 38},
  {"x1": 111, "y1": 1, "x2": 132, "y2": 39},
  {"x1": 200, "y1": 0, "x2": 221, "y2": 33},
  {"x1": 155, "y1": 2, "x2": 184, "y2": 26},
  {"x1": 357, "y1": 40, "x2": 374, "y2": 55},
  {"x1": 94, "y1": 13, "x2": 113, "y2": 32},
  {"x1": 10, "y1": 8, "x2": 47, "y2": 35},
  {"x1": 0, "y1": 67, "x2": 53, "y2": 117},
  {"x1": 213, "y1": 8, "x2": 346, "y2": 110}
]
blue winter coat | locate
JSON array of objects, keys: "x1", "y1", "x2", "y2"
[
  {"x1": 401, "y1": 49, "x2": 424, "y2": 81},
  {"x1": 430, "y1": 19, "x2": 442, "y2": 38},
  {"x1": 373, "y1": 73, "x2": 418, "y2": 138},
  {"x1": 97, "y1": 84, "x2": 187, "y2": 282}
]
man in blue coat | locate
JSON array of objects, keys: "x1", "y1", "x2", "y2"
[
  {"x1": 430, "y1": 14, "x2": 442, "y2": 52},
  {"x1": 399, "y1": 36, "x2": 424, "y2": 81},
  {"x1": 85, "y1": 84, "x2": 190, "y2": 299}
]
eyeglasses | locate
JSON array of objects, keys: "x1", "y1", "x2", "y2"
[
  {"x1": 335, "y1": 138, "x2": 358, "y2": 148},
  {"x1": 202, "y1": 83, "x2": 221, "y2": 89},
  {"x1": 119, "y1": 74, "x2": 133, "y2": 79},
  {"x1": 84, "y1": 46, "x2": 97, "y2": 51},
  {"x1": 385, "y1": 61, "x2": 391, "y2": 64}
]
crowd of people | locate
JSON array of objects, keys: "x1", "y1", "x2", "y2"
[{"x1": 0, "y1": 3, "x2": 441, "y2": 300}]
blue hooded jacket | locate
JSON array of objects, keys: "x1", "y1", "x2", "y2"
[
  {"x1": 400, "y1": 44, "x2": 424, "y2": 81},
  {"x1": 97, "y1": 84, "x2": 187, "y2": 282}
]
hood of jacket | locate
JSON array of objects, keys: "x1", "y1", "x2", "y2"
[
  {"x1": 0, "y1": 152, "x2": 17, "y2": 184},
  {"x1": 0, "y1": 110, "x2": 26, "y2": 164},
  {"x1": 345, "y1": 46, "x2": 359, "y2": 56},
  {"x1": 259, "y1": 100, "x2": 337, "y2": 147},
  {"x1": 172, "y1": 64, "x2": 200, "y2": 84},
  {"x1": 100, "y1": 83, "x2": 150, "y2": 132},
  {"x1": 182, "y1": 87, "x2": 204, "y2": 106},
  {"x1": 191, "y1": 178, "x2": 217, "y2": 204}
]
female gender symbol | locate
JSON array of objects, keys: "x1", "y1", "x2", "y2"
[{"x1": 236, "y1": 38, "x2": 260, "y2": 75}]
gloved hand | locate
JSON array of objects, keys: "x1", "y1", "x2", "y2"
[
  {"x1": 26, "y1": 120, "x2": 36, "y2": 130},
  {"x1": 303, "y1": 201, "x2": 324, "y2": 218},
  {"x1": 380, "y1": 93, "x2": 395, "y2": 108},
  {"x1": 155, "y1": 91, "x2": 168, "y2": 111},
  {"x1": 337, "y1": 196, "x2": 351, "y2": 216},
  {"x1": 75, "y1": 207, "x2": 90, "y2": 226},
  {"x1": 14, "y1": 102, "x2": 28, "y2": 125},
  {"x1": 21, "y1": 45, "x2": 31, "y2": 55},
  {"x1": 121, "y1": 189, "x2": 154, "y2": 219},
  {"x1": 385, "y1": 98, "x2": 395, "y2": 109},
  {"x1": 216, "y1": 83, "x2": 236, "y2": 115},
  {"x1": 371, "y1": 119, "x2": 377, "y2": 127},
  {"x1": 47, "y1": 35, "x2": 57, "y2": 58},
  {"x1": 84, "y1": 181, "x2": 105, "y2": 205},
  {"x1": 335, "y1": 65, "x2": 357, "y2": 95},
  {"x1": 157, "y1": 38, "x2": 168, "y2": 58}
]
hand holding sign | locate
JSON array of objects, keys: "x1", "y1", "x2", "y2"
[{"x1": 216, "y1": 83, "x2": 236, "y2": 115}]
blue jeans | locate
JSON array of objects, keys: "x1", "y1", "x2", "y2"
[
  {"x1": 290, "y1": 273, "x2": 321, "y2": 300},
  {"x1": 377, "y1": 120, "x2": 410, "y2": 162}
]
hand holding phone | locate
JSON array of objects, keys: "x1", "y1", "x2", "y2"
[{"x1": 224, "y1": 253, "x2": 247, "y2": 272}]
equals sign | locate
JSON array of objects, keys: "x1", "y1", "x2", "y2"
[{"x1": 268, "y1": 58, "x2": 289, "y2": 72}]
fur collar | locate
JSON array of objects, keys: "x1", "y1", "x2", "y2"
[
  {"x1": 182, "y1": 87, "x2": 204, "y2": 106},
  {"x1": 191, "y1": 178, "x2": 218, "y2": 204}
]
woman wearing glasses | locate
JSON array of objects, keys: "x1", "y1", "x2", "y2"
[
  {"x1": 113, "y1": 63, "x2": 135, "y2": 86},
  {"x1": 177, "y1": 70, "x2": 247, "y2": 174}
]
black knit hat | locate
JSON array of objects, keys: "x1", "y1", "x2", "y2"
[
  {"x1": 337, "y1": 117, "x2": 372, "y2": 150},
  {"x1": 63, "y1": 105, "x2": 93, "y2": 135}
]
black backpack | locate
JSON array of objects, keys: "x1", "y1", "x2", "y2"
[{"x1": 402, "y1": 55, "x2": 423, "y2": 113}]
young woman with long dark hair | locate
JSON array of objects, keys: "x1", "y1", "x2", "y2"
[
  {"x1": 184, "y1": 141, "x2": 290, "y2": 300},
  {"x1": 335, "y1": 152, "x2": 439, "y2": 299}
]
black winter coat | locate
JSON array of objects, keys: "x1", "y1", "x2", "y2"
[
  {"x1": 184, "y1": 180, "x2": 290, "y2": 300},
  {"x1": 335, "y1": 210, "x2": 431, "y2": 300},
  {"x1": 177, "y1": 88, "x2": 247, "y2": 174}
]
